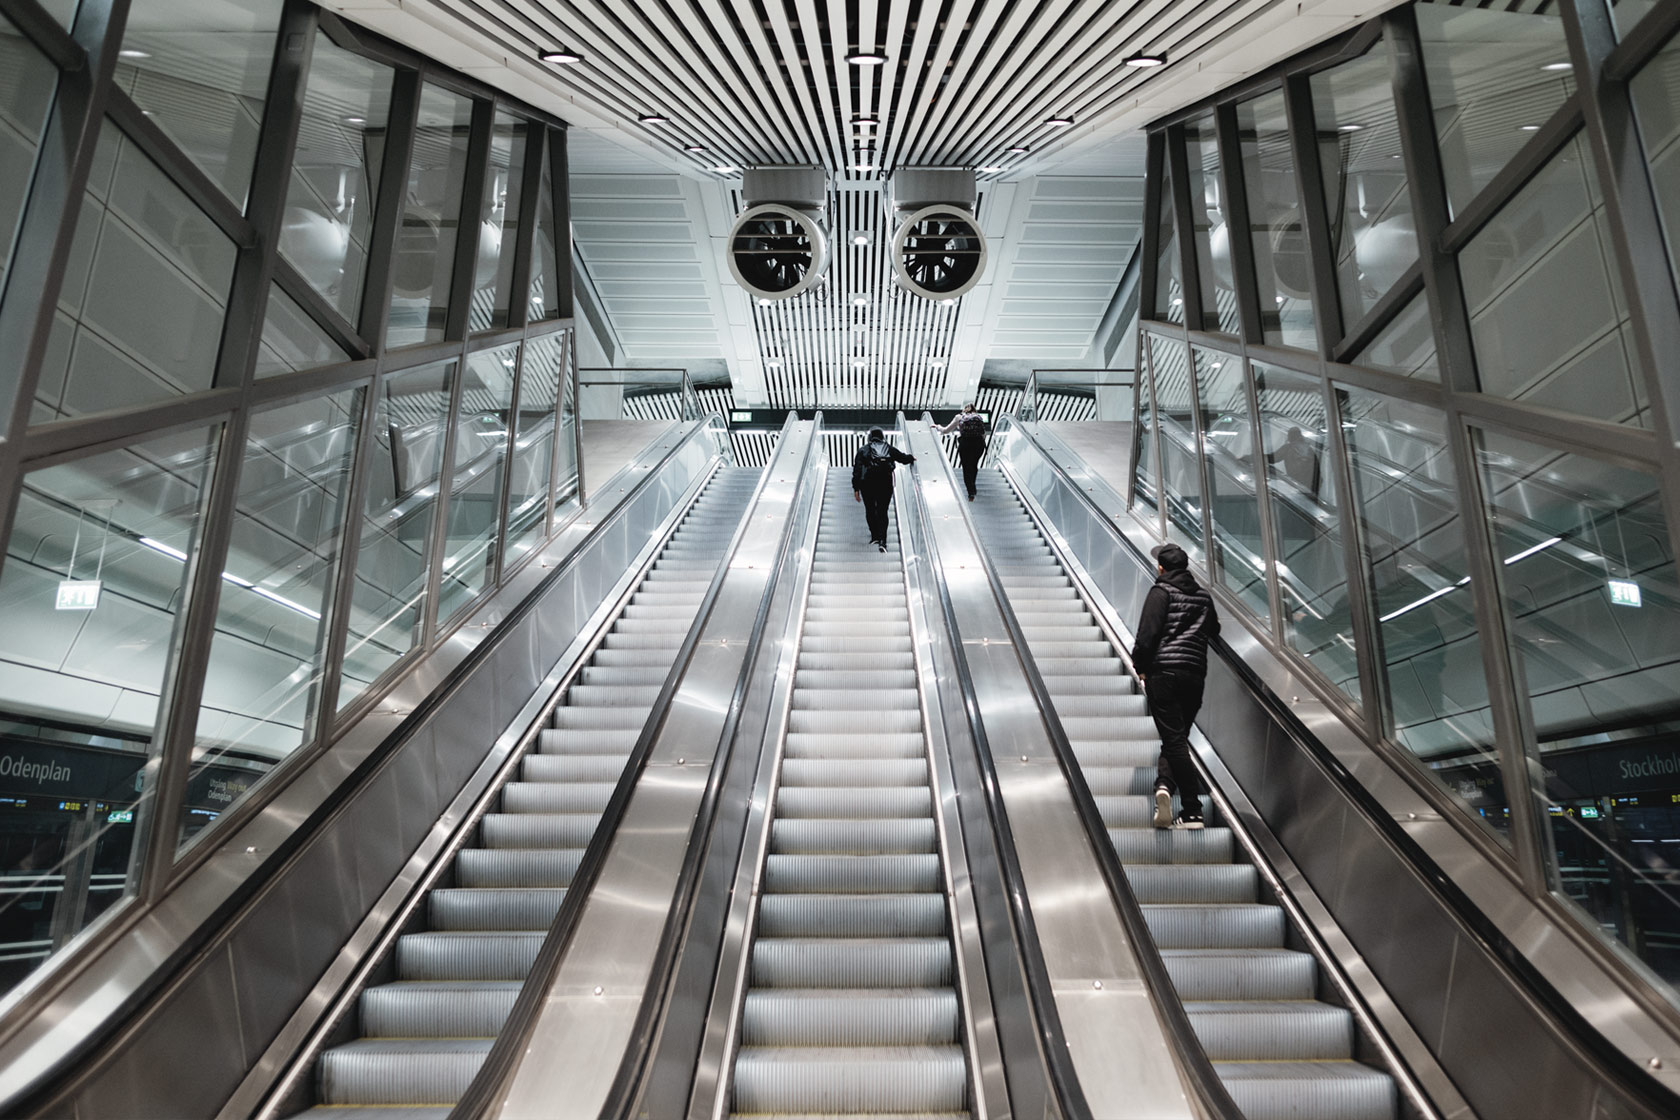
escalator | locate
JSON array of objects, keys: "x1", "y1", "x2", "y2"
[
  {"x1": 725, "y1": 468, "x2": 969, "y2": 1117},
  {"x1": 968, "y1": 472, "x2": 1399, "y2": 1120},
  {"x1": 291, "y1": 467, "x2": 761, "y2": 1116}
]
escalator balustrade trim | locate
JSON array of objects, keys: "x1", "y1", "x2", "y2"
[
  {"x1": 967, "y1": 468, "x2": 1399, "y2": 1120},
  {"x1": 288, "y1": 469, "x2": 761, "y2": 1118}
]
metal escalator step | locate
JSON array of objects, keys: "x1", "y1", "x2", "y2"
[
  {"x1": 1216, "y1": 1061, "x2": 1397, "y2": 1120},
  {"x1": 756, "y1": 892, "x2": 946, "y2": 938},
  {"x1": 797, "y1": 636, "x2": 914, "y2": 654},
  {"x1": 580, "y1": 665, "x2": 670, "y2": 686},
  {"x1": 1109, "y1": 826, "x2": 1234, "y2": 863},
  {"x1": 1049, "y1": 694, "x2": 1142, "y2": 717},
  {"x1": 1015, "y1": 639, "x2": 1109, "y2": 657},
  {"x1": 318, "y1": 1038, "x2": 491, "y2": 1105},
  {"x1": 535, "y1": 727, "x2": 640, "y2": 754},
  {"x1": 1141, "y1": 903, "x2": 1284, "y2": 949},
  {"x1": 1185, "y1": 1001, "x2": 1355, "y2": 1060},
  {"x1": 588, "y1": 648, "x2": 684, "y2": 668},
  {"x1": 1092, "y1": 795, "x2": 1157, "y2": 828},
  {"x1": 519, "y1": 753, "x2": 625, "y2": 783},
  {"x1": 501, "y1": 781, "x2": 614, "y2": 814},
  {"x1": 1075, "y1": 742, "x2": 1161, "y2": 768},
  {"x1": 1033, "y1": 657, "x2": 1124, "y2": 676},
  {"x1": 565, "y1": 684, "x2": 662, "y2": 706},
  {"x1": 455, "y1": 847, "x2": 582, "y2": 888},
  {"x1": 360, "y1": 981, "x2": 521, "y2": 1037},
  {"x1": 1125, "y1": 863, "x2": 1258, "y2": 904},
  {"x1": 731, "y1": 1045, "x2": 967, "y2": 1115},
  {"x1": 599, "y1": 631, "x2": 688, "y2": 650},
  {"x1": 429, "y1": 887, "x2": 565, "y2": 931},
  {"x1": 805, "y1": 607, "x2": 906, "y2": 623},
  {"x1": 1060, "y1": 716, "x2": 1158, "y2": 742},
  {"x1": 552, "y1": 704, "x2": 654, "y2": 728},
  {"x1": 742, "y1": 989, "x2": 959, "y2": 1045},
  {"x1": 611, "y1": 617, "x2": 696, "y2": 634},
  {"x1": 783, "y1": 732, "x2": 926, "y2": 760},
  {"x1": 1017, "y1": 625, "x2": 1101, "y2": 641},
  {"x1": 804, "y1": 620, "x2": 912, "y2": 637},
  {"x1": 796, "y1": 651, "x2": 917, "y2": 671},
  {"x1": 1043, "y1": 676, "x2": 1132, "y2": 698},
  {"x1": 793, "y1": 687, "x2": 920, "y2": 712},
  {"x1": 775, "y1": 786, "x2": 932, "y2": 819},
  {"x1": 480, "y1": 812, "x2": 599, "y2": 848},
  {"x1": 794, "y1": 669, "x2": 919, "y2": 690},
  {"x1": 780, "y1": 759, "x2": 927, "y2": 787},
  {"x1": 1082, "y1": 765, "x2": 1159, "y2": 795},
  {"x1": 1160, "y1": 949, "x2": 1317, "y2": 1000},
  {"x1": 771, "y1": 818, "x2": 937, "y2": 855},
  {"x1": 787, "y1": 710, "x2": 922, "y2": 735},
  {"x1": 807, "y1": 594, "x2": 904, "y2": 610},
  {"x1": 291, "y1": 1108, "x2": 450, "y2": 1119},
  {"x1": 764, "y1": 854, "x2": 942, "y2": 893}
]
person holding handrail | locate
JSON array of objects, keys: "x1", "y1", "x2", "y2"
[
  {"x1": 1133, "y1": 542, "x2": 1221, "y2": 829},
  {"x1": 938, "y1": 403, "x2": 988, "y2": 501}
]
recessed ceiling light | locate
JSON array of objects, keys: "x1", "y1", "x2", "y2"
[
  {"x1": 686, "y1": 144, "x2": 708, "y2": 152},
  {"x1": 853, "y1": 163, "x2": 876, "y2": 172},
  {"x1": 713, "y1": 165, "x2": 738, "y2": 174},
  {"x1": 929, "y1": 359, "x2": 946, "y2": 369},
  {"x1": 639, "y1": 113, "x2": 669, "y2": 124},
  {"x1": 118, "y1": 49, "x2": 150, "y2": 59},
  {"x1": 1338, "y1": 123, "x2": 1364, "y2": 132},
  {"x1": 939, "y1": 298, "x2": 958, "y2": 307},
  {"x1": 853, "y1": 234, "x2": 869, "y2": 246},
  {"x1": 847, "y1": 50, "x2": 887, "y2": 66},
  {"x1": 1519, "y1": 124, "x2": 1541, "y2": 131},
  {"x1": 853, "y1": 114, "x2": 879, "y2": 124},
  {"x1": 344, "y1": 116, "x2": 366, "y2": 125},
  {"x1": 851, "y1": 323, "x2": 868, "y2": 332},
  {"x1": 757, "y1": 298, "x2": 774, "y2": 307},
  {"x1": 852, "y1": 359, "x2": 868, "y2": 368},
  {"x1": 1046, "y1": 117, "x2": 1074, "y2": 127},
  {"x1": 538, "y1": 48, "x2": 583, "y2": 64},
  {"x1": 1542, "y1": 61, "x2": 1572, "y2": 72},
  {"x1": 852, "y1": 296, "x2": 868, "y2": 307},
  {"x1": 766, "y1": 358, "x2": 782, "y2": 368},
  {"x1": 1123, "y1": 53, "x2": 1166, "y2": 68},
  {"x1": 978, "y1": 165, "x2": 1006, "y2": 174},
  {"x1": 1007, "y1": 146, "x2": 1029, "y2": 154}
]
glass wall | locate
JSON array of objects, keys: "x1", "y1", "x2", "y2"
[
  {"x1": 0, "y1": 0, "x2": 576, "y2": 1005},
  {"x1": 1133, "y1": 0, "x2": 1680, "y2": 1001}
]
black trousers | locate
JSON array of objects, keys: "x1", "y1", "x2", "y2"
[
  {"x1": 1147, "y1": 669, "x2": 1205, "y2": 816},
  {"x1": 861, "y1": 482, "x2": 893, "y2": 543},
  {"x1": 957, "y1": 440, "x2": 984, "y2": 497}
]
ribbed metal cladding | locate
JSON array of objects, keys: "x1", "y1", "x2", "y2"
[
  {"x1": 728, "y1": 469, "x2": 968, "y2": 1119},
  {"x1": 289, "y1": 470, "x2": 761, "y2": 1117},
  {"x1": 966, "y1": 467, "x2": 1398, "y2": 1120}
]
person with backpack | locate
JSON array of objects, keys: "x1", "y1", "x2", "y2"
[
  {"x1": 851, "y1": 428, "x2": 916, "y2": 551},
  {"x1": 938, "y1": 404, "x2": 988, "y2": 501},
  {"x1": 1132, "y1": 542, "x2": 1222, "y2": 829}
]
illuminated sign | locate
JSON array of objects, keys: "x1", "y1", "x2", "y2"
[
  {"x1": 107, "y1": 809, "x2": 134, "y2": 824},
  {"x1": 56, "y1": 579, "x2": 102, "y2": 611},
  {"x1": 1608, "y1": 579, "x2": 1642, "y2": 608}
]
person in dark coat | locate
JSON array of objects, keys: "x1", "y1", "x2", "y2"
[
  {"x1": 938, "y1": 404, "x2": 988, "y2": 501},
  {"x1": 1132, "y1": 542, "x2": 1222, "y2": 828},
  {"x1": 851, "y1": 428, "x2": 916, "y2": 551}
]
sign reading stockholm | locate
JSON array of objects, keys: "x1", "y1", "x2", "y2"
[{"x1": 1619, "y1": 750, "x2": 1680, "y2": 782}]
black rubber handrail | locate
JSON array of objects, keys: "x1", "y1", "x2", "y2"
[
  {"x1": 898, "y1": 413, "x2": 1094, "y2": 1120},
  {"x1": 594, "y1": 415, "x2": 828, "y2": 1118},
  {"x1": 450, "y1": 411, "x2": 817, "y2": 1120},
  {"x1": 999, "y1": 418, "x2": 1680, "y2": 1120},
  {"x1": 917, "y1": 413, "x2": 1247, "y2": 1120},
  {"x1": 0, "y1": 414, "x2": 733, "y2": 1120}
]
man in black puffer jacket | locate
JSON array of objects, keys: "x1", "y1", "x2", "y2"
[{"x1": 1132, "y1": 542, "x2": 1221, "y2": 829}]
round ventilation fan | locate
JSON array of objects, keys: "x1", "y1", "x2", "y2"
[
  {"x1": 892, "y1": 205, "x2": 988, "y2": 300},
  {"x1": 726, "y1": 203, "x2": 830, "y2": 300}
]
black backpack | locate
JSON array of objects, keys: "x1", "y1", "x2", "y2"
[{"x1": 863, "y1": 441, "x2": 895, "y2": 484}]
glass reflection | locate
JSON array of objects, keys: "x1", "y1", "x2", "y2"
[
  {"x1": 1310, "y1": 46, "x2": 1417, "y2": 325},
  {"x1": 1415, "y1": 0, "x2": 1575, "y2": 219},
  {"x1": 471, "y1": 112, "x2": 528, "y2": 332},
  {"x1": 1631, "y1": 31, "x2": 1680, "y2": 320},
  {"x1": 506, "y1": 333, "x2": 563, "y2": 560},
  {"x1": 1195, "y1": 349, "x2": 1269, "y2": 619},
  {"x1": 0, "y1": 425, "x2": 220, "y2": 996},
  {"x1": 1149, "y1": 335, "x2": 1205, "y2": 564},
  {"x1": 1476, "y1": 430, "x2": 1680, "y2": 984},
  {"x1": 387, "y1": 84, "x2": 474, "y2": 347},
  {"x1": 1460, "y1": 132, "x2": 1647, "y2": 427},
  {"x1": 36, "y1": 121, "x2": 237, "y2": 425},
  {"x1": 1154, "y1": 156, "x2": 1184, "y2": 323},
  {"x1": 338, "y1": 361, "x2": 455, "y2": 710},
  {"x1": 528, "y1": 134, "x2": 561, "y2": 322},
  {"x1": 1133, "y1": 357, "x2": 1162, "y2": 520},
  {"x1": 554, "y1": 332, "x2": 579, "y2": 503},
  {"x1": 255, "y1": 284, "x2": 350, "y2": 377},
  {"x1": 1612, "y1": 0, "x2": 1661, "y2": 38},
  {"x1": 183, "y1": 389, "x2": 360, "y2": 851},
  {"x1": 115, "y1": 0, "x2": 281, "y2": 211},
  {"x1": 1185, "y1": 115, "x2": 1240, "y2": 334},
  {"x1": 279, "y1": 32, "x2": 394, "y2": 328},
  {"x1": 1341, "y1": 389, "x2": 1501, "y2": 834},
  {"x1": 1354, "y1": 292, "x2": 1439, "y2": 381},
  {"x1": 438, "y1": 344, "x2": 517, "y2": 622},
  {"x1": 0, "y1": 14, "x2": 58, "y2": 301},
  {"x1": 1252, "y1": 362, "x2": 1358, "y2": 700},
  {"x1": 1236, "y1": 90, "x2": 1316, "y2": 349}
]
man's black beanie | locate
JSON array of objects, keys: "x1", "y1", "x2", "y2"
[{"x1": 1152, "y1": 542, "x2": 1189, "y2": 571}]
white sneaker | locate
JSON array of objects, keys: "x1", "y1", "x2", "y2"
[
  {"x1": 1152, "y1": 786, "x2": 1173, "y2": 828},
  {"x1": 1172, "y1": 815, "x2": 1206, "y2": 830}
]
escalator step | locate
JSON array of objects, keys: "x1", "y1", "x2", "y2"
[
  {"x1": 455, "y1": 847, "x2": 582, "y2": 888},
  {"x1": 429, "y1": 887, "x2": 565, "y2": 931},
  {"x1": 756, "y1": 893, "x2": 946, "y2": 938},
  {"x1": 1109, "y1": 827, "x2": 1234, "y2": 864},
  {"x1": 730, "y1": 1046, "x2": 967, "y2": 1115},
  {"x1": 480, "y1": 812, "x2": 599, "y2": 849},
  {"x1": 1141, "y1": 903, "x2": 1285, "y2": 948},
  {"x1": 783, "y1": 732, "x2": 926, "y2": 760},
  {"x1": 750, "y1": 937, "x2": 954, "y2": 989},
  {"x1": 764, "y1": 854, "x2": 941, "y2": 893},
  {"x1": 1125, "y1": 863, "x2": 1258, "y2": 904},
  {"x1": 318, "y1": 1038, "x2": 491, "y2": 1105},
  {"x1": 1160, "y1": 949, "x2": 1317, "y2": 1000},
  {"x1": 360, "y1": 982, "x2": 520, "y2": 1038},
  {"x1": 770, "y1": 818, "x2": 938, "y2": 855},
  {"x1": 520, "y1": 753, "x2": 625, "y2": 783},
  {"x1": 775, "y1": 786, "x2": 932, "y2": 819},
  {"x1": 787, "y1": 710, "x2": 922, "y2": 735},
  {"x1": 741, "y1": 990, "x2": 959, "y2": 1046},
  {"x1": 780, "y1": 758, "x2": 927, "y2": 787},
  {"x1": 396, "y1": 931, "x2": 545, "y2": 981},
  {"x1": 1186, "y1": 1001, "x2": 1355, "y2": 1060},
  {"x1": 1216, "y1": 1061, "x2": 1398, "y2": 1120}
]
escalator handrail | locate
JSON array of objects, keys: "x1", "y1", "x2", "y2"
[
  {"x1": 593, "y1": 414, "x2": 828, "y2": 1118},
  {"x1": 899, "y1": 413, "x2": 1095, "y2": 1120},
  {"x1": 921, "y1": 413, "x2": 1247, "y2": 1120},
  {"x1": 450, "y1": 410, "x2": 817, "y2": 1120},
  {"x1": 998, "y1": 418, "x2": 1680, "y2": 1120}
]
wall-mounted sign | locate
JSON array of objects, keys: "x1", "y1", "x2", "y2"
[
  {"x1": 56, "y1": 579, "x2": 102, "y2": 611},
  {"x1": 1608, "y1": 579, "x2": 1642, "y2": 608}
]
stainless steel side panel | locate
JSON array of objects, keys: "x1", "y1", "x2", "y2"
[
  {"x1": 1, "y1": 425, "x2": 724, "y2": 1118},
  {"x1": 905, "y1": 422, "x2": 1193, "y2": 1120},
  {"x1": 493, "y1": 421, "x2": 818, "y2": 1120}
]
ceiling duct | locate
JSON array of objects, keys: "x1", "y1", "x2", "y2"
[
  {"x1": 726, "y1": 166, "x2": 830, "y2": 301},
  {"x1": 889, "y1": 168, "x2": 988, "y2": 302}
]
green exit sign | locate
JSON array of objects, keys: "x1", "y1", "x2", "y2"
[{"x1": 1608, "y1": 579, "x2": 1642, "y2": 608}]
